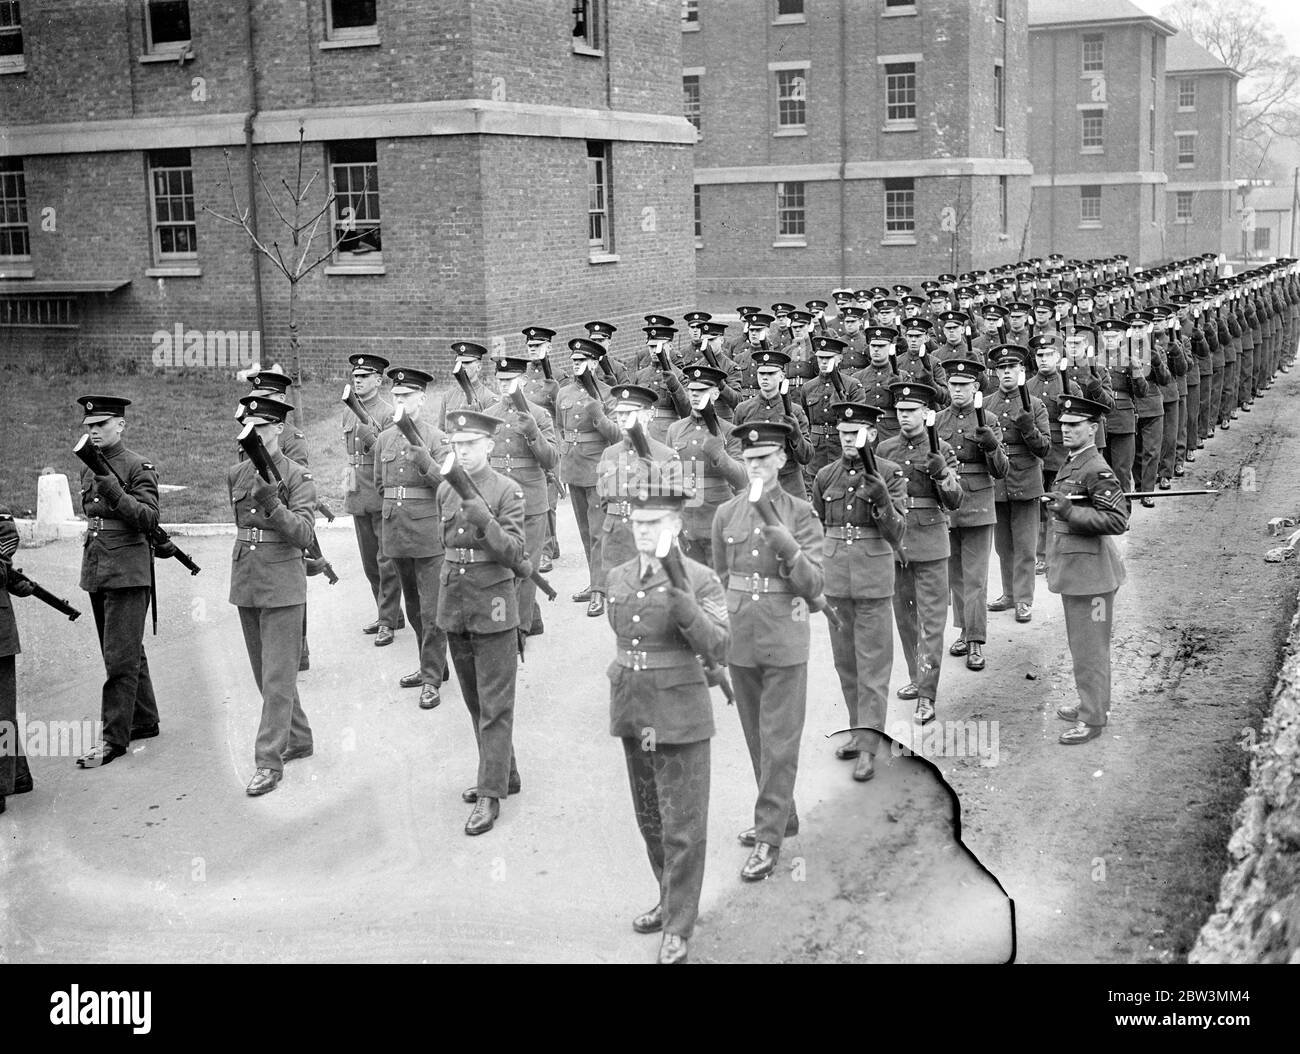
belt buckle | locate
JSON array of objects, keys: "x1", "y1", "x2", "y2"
[
  {"x1": 395, "y1": 486, "x2": 407, "y2": 500},
  {"x1": 747, "y1": 572, "x2": 763, "y2": 597},
  {"x1": 628, "y1": 649, "x2": 648, "y2": 671},
  {"x1": 455, "y1": 547, "x2": 474, "y2": 563}
]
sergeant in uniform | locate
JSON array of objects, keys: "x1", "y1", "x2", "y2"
[
  {"x1": 800, "y1": 336, "x2": 866, "y2": 486},
  {"x1": 985, "y1": 347, "x2": 1051, "y2": 621},
  {"x1": 557, "y1": 338, "x2": 621, "y2": 615},
  {"x1": 665, "y1": 365, "x2": 747, "y2": 565},
  {"x1": 811, "y1": 403, "x2": 907, "y2": 782},
  {"x1": 0, "y1": 513, "x2": 35, "y2": 813},
  {"x1": 1043, "y1": 395, "x2": 1128, "y2": 745},
  {"x1": 482, "y1": 356, "x2": 560, "y2": 640},
  {"x1": 372, "y1": 367, "x2": 449, "y2": 709},
  {"x1": 73, "y1": 396, "x2": 162, "y2": 769},
  {"x1": 607, "y1": 467, "x2": 730, "y2": 965},
  {"x1": 712, "y1": 421, "x2": 825, "y2": 881},
  {"x1": 341, "y1": 353, "x2": 404, "y2": 646},
  {"x1": 436, "y1": 411, "x2": 528, "y2": 835},
  {"x1": 935, "y1": 360, "x2": 1008, "y2": 671},
  {"x1": 877, "y1": 382, "x2": 964, "y2": 725},
  {"x1": 730, "y1": 351, "x2": 815, "y2": 500},
  {"x1": 227, "y1": 395, "x2": 317, "y2": 796}
]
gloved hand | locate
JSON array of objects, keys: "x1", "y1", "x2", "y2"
[
  {"x1": 250, "y1": 474, "x2": 280, "y2": 512},
  {"x1": 760, "y1": 524, "x2": 800, "y2": 561},
  {"x1": 153, "y1": 538, "x2": 178, "y2": 560},
  {"x1": 582, "y1": 397, "x2": 607, "y2": 427},
  {"x1": 664, "y1": 370, "x2": 682, "y2": 391},
  {"x1": 925, "y1": 451, "x2": 948, "y2": 480},
  {"x1": 517, "y1": 411, "x2": 541, "y2": 440},
  {"x1": 305, "y1": 556, "x2": 329, "y2": 577},
  {"x1": 1084, "y1": 375, "x2": 1105, "y2": 398},
  {"x1": 1014, "y1": 409, "x2": 1037, "y2": 434},
  {"x1": 1043, "y1": 491, "x2": 1072, "y2": 516},
  {"x1": 7, "y1": 571, "x2": 35, "y2": 598},
  {"x1": 462, "y1": 496, "x2": 493, "y2": 528},
  {"x1": 407, "y1": 445, "x2": 434, "y2": 474},
  {"x1": 701, "y1": 433, "x2": 727, "y2": 463},
  {"x1": 665, "y1": 586, "x2": 701, "y2": 626},
  {"x1": 354, "y1": 422, "x2": 378, "y2": 446},
  {"x1": 974, "y1": 426, "x2": 999, "y2": 452},
  {"x1": 944, "y1": 448, "x2": 960, "y2": 471},
  {"x1": 94, "y1": 473, "x2": 125, "y2": 505},
  {"x1": 861, "y1": 472, "x2": 891, "y2": 507}
]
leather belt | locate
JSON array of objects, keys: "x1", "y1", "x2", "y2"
[
  {"x1": 824, "y1": 524, "x2": 879, "y2": 541},
  {"x1": 615, "y1": 647, "x2": 697, "y2": 671},
  {"x1": 86, "y1": 517, "x2": 140, "y2": 533},
  {"x1": 905, "y1": 496, "x2": 939, "y2": 508},
  {"x1": 562, "y1": 429, "x2": 603, "y2": 443},
  {"x1": 1004, "y1": 443, "x2": 1030, "y2": 453},
  {"x1": 384, "y1": 486, "x2": 438, "y2": 499},
  {"x1": 809, "y1": 425, "x2": 831, "y2": 437},
  {"x1": 957, "y1": 462, "x2": 992, "y2": 475},
  {"x1": 490, "y1": 455, "x2": 540, "y2": 470},
  {"x1": 606, "y1": 501, "x2": 632, "y2": 517},
  {"x1": 347, "y1": 455, "x2": 374, "y2": 467},
  {"x1": 236, "y1": 527, "x2": 293, "y2": 544},
  {"x1": 727, "y1": 572, "x2": 793, "y2": 595},
  {"x1": 653, "y1": 408, "x2": 679, "y2": 419},
  {"x1": 444, "y1": 547, "x2": 493, "y2": 564}
]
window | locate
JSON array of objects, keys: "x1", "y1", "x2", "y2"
[
  {"x1": 148, "y1": 149, "x2": 197, "y2": 262},
  {"x1": 776, "y1": 69, "x2": 807, "y2": 129},
  {"x1": 693, "y1": 184, "x2": 702, "y2": 242},
  {"x1": 1176, "y1": 132, "x2": 1196, "y2": 166},
  {"x1": 573, "y1": 0, "x2": 601, "y2": 52},
  {"x1": 682, "y1": 0, "x2": 698, "y2": 26},
  {"x1": 329, "y1": 140, "x2": 382, "y2": 263},
  {"x1": 1080, "y1": 108, "x2": 1104, "y2": 151},
  {"x1": 998, "y1": 175, "x2": 1008, "y2": 236},
  {"x1": 884, "y1": 177, "x2": 915, "y2": 240},
  {"x1": 885, "y1": 63, "x2": 916, "y2": 123},
  {"x1": 1178, "y1": 77, "x2": 1196, "y2": 110},
  {"x1": 993, "y1": 64, "x2": 1005, "y2": 129},
  {"x1": 327, "y1": 0, "x2": 376, "y2": 41},
  {"x1": 1080, "y1": 185, "x2": 1101, "y2": 226},
  {"x1": 777, "y1": 181, "x2": 805, "y2": 239},
  {"x1": 775, "y1": 0, "x2": 804, "y2": 19},
  {"x1": 683, "y1": 74, "x2": 701, "y2": 133},
  {"x1": 0, "y1": 158, "x2": 29, "y2": 258},
  {"x1": 0, "y1": 1, "x2": 24, "y2": 72},
  {"x1": 1175, "y1": 191, "x2": 1193, "y2": 223},
  {"x1": 1, "y1": 297, "x2": 77, "y2": 328},
  {"x1": 1082, "y1": 33, "x2": 1104, "y2": 74},
  {"x1": 1254, "y1": 227, "x2": 1271, "y2": 251},
  {"x1": 885, "y1": 0, "x2": 916, "y2": 9},
  {"x1": 587, "y1": 141, "x2": 612, "y2": 256},
  {"x1": 145, "y1": 0, "x2": 191, "y2": 55}
]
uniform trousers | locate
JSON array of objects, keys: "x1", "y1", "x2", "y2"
[
  {"x1": 1158, "y1": 400, "x2": 1180, "y2": 480},
  {"x1": 730, "y1": 662, "x2": 805, "y2": 848},
  {"x1": 238, "y1": 603, "x2": 313, "y2": 772},
  {"x1": 1061, "y1": 591, "x2": 1115, "y2": 728},
  {"x1": 449, "y1": 629, "x2": 518, "y2": 799},
  {"x1": 1238, "y1": 347, "x2": 1255, "y2": 403},
  {"x1": 622, "y1": 737, "x2": 710, "y2": 939},
  {"x1": 353, "y1": 509, "x2": 404, "y2": 628},
  {"x1": 390, "y1": 555, "x2": 447, "y2": 684},
  {"x1": 993, "y1": 500, "x2": 1038, "y2": 604},
  {"x1": 1219, "y1": 360, "x2": 1238, "y2": 422},
  {"x1": 949, "y1": 524, "x2": 993, "y2": 644},
  {"x1": 892, "y1": 558, "x2": 948, "y2": 699},
  {"x1": 1180, "y1": 381, "x2": 1200, "y2": 462},
  {"x1": 1135, "y1": 414, "x2": 1163, "y2": 492},
  {"x1": 518, "y1": 512, "x2": 546, "y2": 633},
  {"x1": 89, "y1": 587, "x2": 158, "y2": 750},
  {"x1": 1036, "y1": 470, "x2": 1056, "y2": 563},
  {"x1": 826, "y1": 595, "x2": 892, "y2": 746},
  {"x1": 1105, "y1": 433, "x2": 1135, "y2": 493},
  {"x1": 597, "y1": 517, "x2": 634, "y2": 593},
  {"x1": 569, "y1": 484, "x2": 603, "y2": 584},
  {"x1": 0, "y1": 655, "x2": 31, "y2": 795},
  {"x1": 1198, "y1": 375, "x2": 1213, "y2": 441}
]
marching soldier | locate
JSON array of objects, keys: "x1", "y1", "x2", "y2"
[
  {"x1": 227, "y1": 394, "x2": 317, "y2": 796},
  {"x1": 730, "y1": 350, "x2": 815, "y2": 499},
  {"x1": 811, "y1": 403, "x2": 907, "y2": 782},
  {"x1": 635, "y1": 323, "x2": 691, "y2": 443},
  {"x1": 877, "y1": 382, "x2": 963, "y2": 725},
  {"x1": 341, "y1": 353, "x2": 404, "y2": 646},
  {"x1": 372, "y1": 367, "x2": 450, "y2": 709},
  {"x1": 73, "y1": 395, "x2": 162, "y2": 769},
  {"x1": 1025, "y1": 333, "x2": 1083, "y2": 570},
  {"x1": 851, "y1": 326, "x2": 904, "y2": 442},
  {"x1": 520, "y1": 326, "x2": 562, "y2": 570},
  {"x1": 607, "y1": 467, "x2": 730, "y2": 965},
  {"x1": 1042, "y1": 395, "x2": 1128, "y2": 746},
  {"x1": 0, "y1": 513, "x2": 34, "y2": 814},
  {"x1": 585, "y1": 320, "x2": 633, "y2": 385},
  {"x1": 436, "y1": 411, "x2": 528, "y2": 835},
  {"x1": 801, "y1": 335, "x2": 866, "y2": 485},
  {"x1": 730, "y1": 312, "x2": 774, "y2": 402},
  {"x1": 1099, "y1": 317, "x2": 1141, "y2": 493},
  {"x1": 712, "y1": 421, "x2": 825, "y2": 881},
  {"x1": 935, "y1": 360, "x2": 1009, "y2": 672},
  {"x1": 438, "y1": 341, "x2": 494, "y2": 426},
  {"x1": 985, "y1": 347, "x2": 1051, "y2": 622}
]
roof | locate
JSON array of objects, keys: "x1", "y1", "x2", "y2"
[
  {"x1": 1029, "y1": 0, "x2": 1177, "y2": 35},
  {"x1": 1165, "y1": 33, "x2": 1243, "y2": 78}
]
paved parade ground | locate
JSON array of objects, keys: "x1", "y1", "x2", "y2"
[{"x1": 3, "y1": 363, "x2": 1300, "y2": 963}]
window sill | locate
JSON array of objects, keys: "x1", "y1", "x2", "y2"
[
  {"x1": 881, "y1": 235, "x2": 917, "y2": 246},
  {"x1": 1080, "y1": 146, "x2": 1103, "y2": 155},
  {"x1": 1078, "y1": 222, "x2": 1103, "y2": 230},
  {"x1": 1177, "y1": 163, "x2": 1195, "y2": 169},
  {"x1": 682, "y1": 23, "x2": 700, "y2": 33},
  {"x1": 0, "y1": 263, "x2": 34, "y2": 278},
  {"x1": 325, "y1": 262, "x2": 386, "y2": 275},
  {"x1": 881, "y1": 6, "x2": 917, "y2": 16},
  {"x1": 883, "y1": 120, "x2": 918, "y2": 132},
  {"x1": 1177, "y1": 106, "x2": 1195, "y2": 113},
  {"x1": 694, "y1": 238, "x2": 704, "y2": 249},
  {"x1": 146, "y1": 266, "x2": 201, "y2": 278},
  {"x1": 773, "y1": 238, "x2": 807, "y2": 248},
  {"x1": 773, "y1": 127, "x2": 807, "y2": 137},
  {"x1": 140, "y1": 48, "x2": 194, "y2": 64},
  {"x1": 319, "y1": 36, "x2": 382, "y2": 50},
  {"x1": 772, "y1": 15, "x2": 807, "y2": 25},
  {"x1": 1080, "y1": 70, "x2": 1104, "y2": 78},
  {"x1": 572, "y1": 43, "x2": 604, "y2": 58},
  {"x1": 0, "y1": 59, "x2": 27, "y2": 74},
  {"x1": 1174, "y1": 219, "x2": 1194, "y2": 226},
  {"x1": 588, "y1": 252, "x2": 620, "y2": 265},
  {"x1": 994, "y1": 124, "x2": 1005, "y2": 133}
]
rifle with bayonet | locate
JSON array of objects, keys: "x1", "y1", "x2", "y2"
[{"x1": 1, "y1": 560, "x2": 81, "y2": 620}]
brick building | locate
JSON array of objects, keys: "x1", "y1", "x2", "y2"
[
  {"x1": 685, "y1": 0, "x2": 1034, "y2": 305},
  {"x1": 0, "y1": 0, "x2": 695, "y2": 376}
]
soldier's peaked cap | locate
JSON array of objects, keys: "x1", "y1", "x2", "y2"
[
  {"x1": 451, "y1": 341, "x2": 488, "y2": 359},
  {"x1": 1057, "y1": 396, "x2": 1109, "y2": 422},
  {"x1": 732, "y1": 420, "x2": 793, "y2": 456},
  {"x1": 866, "y1": 326, "x2": 898, "y2": 342},
  {"x1": 643, "y1": 325, "x2": 677, "y2": 341},
  {"x1": 239, "y1": 394, "x2": 293, "y2": 423},
  {"x1": 447, "y1": 410, "x2": 504, "y2": 441},
  {"x1": 944, "y1": 357, "x2": 985, "y2": 379},
  {"x1": 611, "y1": 385, "x2": 658, "y2": 411},
  {"x1": 387, "y1": 366, "x2": 434, "y2": 393},
  {"x1": 584, "y1": 320, "x2": 617, "y2": 336},
  {"x1": 567, "y1": 337, "x2": 605, "y2": 359},
  {"x1": 888, "y1": 381, "x2": 937, "y2": 407},
  {"x1": 522, "y1": 326, "x2": 556, "y2": 342},
  {"x1": 684, "y1": 364, "x2": 727, "y2": 387},
  {"x1": 78, "y1": 395, "x2": 131, "y2": 424},
  {"x1": 812, "y1": 336, "x2": 847, "y2": 354},
  {"x1": 683, "y1": 311, "x2": 713, "y2": 325},
  {"x1": 249, "y1": 369, "x2": 293, "y2": 394},
  {"x1": 831, "y1": 401, "x2": 885, "y2": 425},
  {"x1": 495, "y1": 355, "x2": 532, "y2": 373},
  {"x1": 747, "y1": 312, "x2": 776, "y2": 327},
  {"x1": 349, "y1": 353, "x2": 390, "y2": 374},
  {"x1": 990, "y1": 345, "x2": 1028, "y2": 367},
  {"x1": 753, "y1": 350, "x2": 791, "y2": 368},
  {"x1": 1029, "y1": 333, "x2": 1061, "y2": 351}
]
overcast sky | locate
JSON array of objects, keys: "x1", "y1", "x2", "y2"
[{"x1": 1134, "y1": 0, "x2": 1300, "y2": 56}]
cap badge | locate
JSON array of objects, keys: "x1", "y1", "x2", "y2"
[
  {"x1": 748, "y1": 430, "x2": 758, "y2": 441},
  {"x1": 845, "y1": 408, "x2": 855, "y2": 418},
  {"x1": 86, "y1": 401, "x2": 94, "y2": 410},
  {"x1": 250, "y1": 400, "x2": 258, "y2": 409},
  {"x1": 902, "y1": 387, "x2": 911, "y2": 396}
]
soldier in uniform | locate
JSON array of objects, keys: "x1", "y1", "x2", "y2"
[
  {"x1": 712, "y1": 421, "x2": 825, "y2": 881},
  {"x1": 227, "y1": 395, "x2": 317, "y2": 796},
  {"x1": 371, "y1": 367, "x2": 449, "y2": 709},
  {"x1": 1130, "y1": 313, "x2": 1172, "y2": 507},
  {"x1": 436, "y1": 411, "x2": 528, "y2": 835},
  {"x1": 0, "y1": 513, "x2": 35, "y2": 813},
  {"x1": 1098, "y1": 318, "x2": 1141, "y2": 492},
  {"x1": 935, "y1": 361, "x2": 1008, "y2": 671},
  {"x1": 1043, "y1": 395, "x2": 1128, "y2": 745},
  {"x1": 877, "y1": 382, "x2": 964, "y2": 725},
  {"x1": 635, "y1": 324, "x2": 691, "y2": 443},
  {"x1": 482, "y1": 356, "x2": 560, "y2": 640},
  {"x1": 811, "y1": 403, "x2": 907, "y2": 781},
  {"x1": 686, "y1": 321, "x2": 743, "y2": 421},
  {"x1": 666, "y1": 365, "x2": 747, "y2": 565},
  {"x1": 1153, "y1": 310, "x2": 1189, "y2": 489},
  {"x1": 800, "y1": 336, "x2": 866, "y2": 486},
  {"x1": 341, "y1": 353, "x2": 404, "y2": 646},
  {"x1": 1025, "y1": 333, "x2": 1084, "y2": 570},
  {"x1": 72, "y1": 396, "x2": 162, "y2": 769},
  {"x1": 437, "y1": 341, "x2": 494, "y2": 426},
  {"x1": 985, "y1": 347, "x2": 1051, "y2": 622},
  {"x1": 520, "y1": 327, "x2": 562, "y2": 570},
  {"x1": 721, "y1": 306, "x2": 762, "y2": 361},
  {"x1": 730, "y1": 312, "x2": 774, "y2": 402},
  {"x1": 851, "y1": 326, "x2": 904, "y2": 442},
  {"x1": 585, "y1": 320, "x2": 633, "y2": 385},
  {"x1": 730, "y1": 350, "x2": 815, "y2": 499},
  {"x1": 607, "y1": 468, "x2": 730, "y2": 965}
]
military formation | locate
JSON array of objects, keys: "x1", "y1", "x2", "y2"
[{"x1": 1, "y1": 251, "x2": 1297, "y2": 966}]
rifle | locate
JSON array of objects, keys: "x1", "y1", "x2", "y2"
[
  {"x1": 887, "y1": 349, "x2": 901, "y2": 376},
  {"x1": 452, "y1": 362, "x2": 481, "y2": 410},
  {"x1": 973, "y1": 390, "x2": 987, "y2": 429},
  {"x1": 746, "y1": 479, "x2": 843, "y2": 631},
  {"x1": 597, "y1": 351, "x2": 617, "y2": 380},
  {"x1": 826, "y1": 366, "x2": 846, "y2": 399},
  {"x1": 576, "y1": 361, "x2": 601, "y2": 401},
  {"x1": 437, "y1": 452, "x2": 557, "y2": 604},
  {"x1": 1045, "y1": 489, "x2": 1219, "y2": 502},
  {"x1": 392, "y1": 403, "x2": 432, "y2": 452},
  {"x1": 506, "y1": 377, "x2": 532, "y2": 416},
  {"x1": 538, "y1": 353, "x2": 554, "y2": 381},
  {"x1": 1017, "y1": 366, "x2": 1032, "y2": 412},
  {"x1": 2, "y1": 562, "x2": 81, "y2": 620},
  {"x1": 236, "y1": 424, "x2": 338, "y2": 585},
  {"x1": 626, "y1": 418, "x2": 653, "y2": 461},
  {"x1": 850, "y1": 423, "x2": 877, "y2": 476},
  {"x1": 779, "y1": 377, "x2": 794, "y2": 418},
  {"x1": 701, "y1": 343, "x2": 722, "y2": 371},
  {"x1": 340, "y1": 383, "x2": 376, "y2": 429},
  {"x1": 656, "y1": 529, "x2": 735, "y2": 705},
  {"x1": 699, "y1": 400, "x2": 721, "y2": 437}
]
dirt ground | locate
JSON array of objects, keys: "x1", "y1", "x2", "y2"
[{"x1": 2, "y1": 365, "x2": 1297, "y2": 963}]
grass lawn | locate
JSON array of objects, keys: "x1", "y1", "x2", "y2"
[{"x1": 0, "y1": 370, "x2": 440, "y2": 522}]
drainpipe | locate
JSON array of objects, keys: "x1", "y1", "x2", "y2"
[
  {"x1": 838, "y1": 0, "x2": 847, "y2": 287},
  {"x1": 243, "y1": 0, "x2": 266, "y2": 355}
]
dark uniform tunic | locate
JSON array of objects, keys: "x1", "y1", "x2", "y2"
[
  {"x1": 729, "y1": 394, "x2": 815, "y2": 500},
  {"x1": 228, "y1": 450, "x2": 317, "y2": 772},
  {"x1": 595, "y1": 435, "x2": 680, "y2": 591},
  {"x1": 556, "y1": 377, "x2": 621, "y2": 584},
  {"x1": 986, "y1": 388, "x2": 1050, "y2": 605},
  {"x1": 665, "y1": 413, "x2": 747, "y2": 565},
  {"x1": 342, "y1": 392, "x2": 403, "y2": 629},
  {"x1": 79, "y1": 441, "x2": 161, "y2": 751},
  {"x1": 633, "y1": 362, "x2": 692, "y2": 444},
  {"x1": 800, "y1": 371, "x2": 866, "y2": 482},
  {"x1": 607, "y1": 552, "x2": 729, "y2": 940}
]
